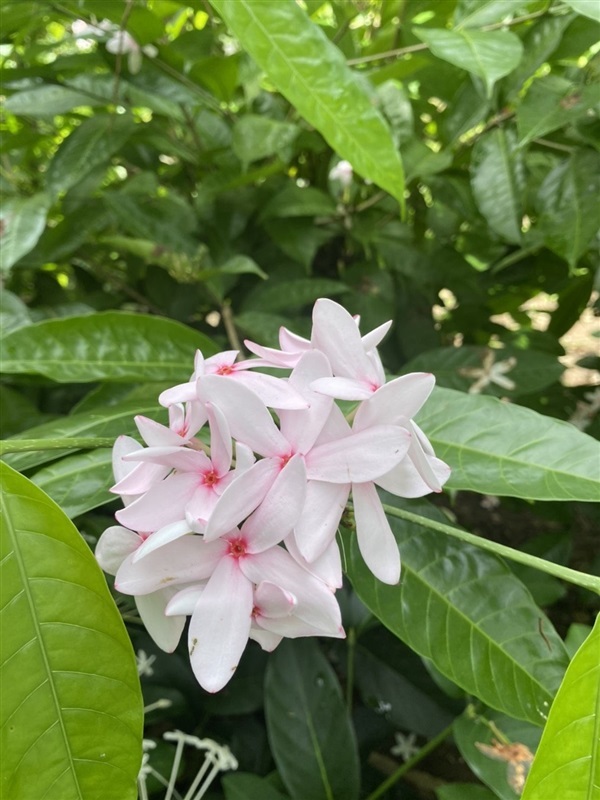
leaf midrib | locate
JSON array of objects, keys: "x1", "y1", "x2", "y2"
[{"x1": 1, "y1": 492, "x2": 83, "y2": 798}]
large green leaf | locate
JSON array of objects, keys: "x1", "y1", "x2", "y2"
[
  {"x1": 346, "y1": 498, "x2": 569, "y2": 727},
  {"x1": 265, "y1": 639, "x2": 360, "y2": 800},
  {"x1": 0, "y1": 462, "x2": 143, "y2": 800},
  {"x1": 32, "y1": 449, "x2": 114, "y2": 518},
  {"x1": 0, "y1": 290, "x2": 31, "y2": 337},
  {"x1": 209, "y1": 0, "x2": 405, "y2": 207},
  {"x1": 536, "y1": 150, "x2": 600, "y2": 267},
  {"x1": 223, "y1": 773, "x2": 290, "y2": 800},
  {"x1": 3, "y1": 400, "x2": 166, "y2": 472},
  {"x1": 0, "y1": 312, "x2": 217, "y2": 383},
  {"x1": 471, "y1": 129, "x2": 524, "y2": 243},
  {"x1": 413, "y1": 27, "x2": 523, "y2": 96},
  {"x1": 517, "y1": 76, "x2": 595, "y2": 146},
  {"x1": 417, "y1": 387, "x2": 600, "y2": 501},
  {"x1": 0, "y1": 193, "x2": 51, "y2": 273},
  {"x1": 47, "y1": 114, "x2": 136, "y2": 196},
  {"x1": 564, "y1": 0, "x2": 600, "y2": 21},
  {"x1": 3, "y1": 84, "x2": 104, "y2": 115},
  {"x1": 454, "y1": 0, "x2": 531, "y2": 28},
  {"x1": 522, "y1": 615, "x2": 600, "y2": 800}
]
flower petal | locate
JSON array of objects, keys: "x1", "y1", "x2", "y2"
[
  {"x1": 158, "y1": 381, "x2": 200, "y2": 407},
  {"x1": 234, "y1": 370, "x2": 308, "y2": 410},
  {"x1": 254, "y1": 581, "x2": 296, "y2": 618},
  {"x1": 361, "y1": 319, "x2": 392, "y2": 351},
  {"x1": 188, "y1": 557, "x2": 253, "y2": 693},
  {"x1": 279, "y1": 351, "x2": 333, "y2": 453},
  {"x1": 96, "y1": 526, "x2": 141, "y2": 575},
  {"x1": 242, "y1": 455, "x2": 307, "y2": 552},
  {"x1": 165, "y1": 584, "x2": 205, "y2": 616},
  {"x1": 132, "y1": 520, "x2": 191, "y2": 562},
  {"x1": 115, "y1": 472, "x2": 198, "y2": 532},
  {"x1": 376, "y1": 455, "x2": 451, "y2": 498},
  {"x1": 243, "y1": 340, "x2": 301, "y2": 369},
  {"x1": 112, "y1": 436, "x2": 142, "y2": 483},
  {"x1": 204, "y1": 458, "x2": 279, "y2": 541},
  {"x1": 135, "y1": 588, "x2": 186, "y2": 653},
  {"x1": 310, "y1": 376, "x2": 374, "y2": 401},
  {"x1": 110, "y1": 462, "x2": 170, "y2": 498},
  {"x1": 135, "y1": 415, "x2": 187, "y2": 447},
  {"x1": 249, "y1": 627, "x2": 283, "y2": 652},
  {"x1": 206, "y1": 401, "x2": 232, "y2": 476},
  {"x1": 353, "y1": 373, "x2": 435, "y2": 430},
  {"x1": 352, "y1": 482, "x2": 400, "y2": 585},
  {"x1": 285, "y1": 534, "x2": 343, "y2": 590},
  {"x1": 292, "y1": 480, "x2": 349, "y2": 562},
  {"x1": 122, "y1": 446, "x2": 210, "y2": 472},
  {"x1": 305, "y1": 425, "x2": 410, "y2": 483},
  {"x1": 311, "y1": 298, "x2": 379, "y2": 384}
]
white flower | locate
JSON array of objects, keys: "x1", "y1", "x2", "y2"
[
  {"x1": 329, "y1": 160, "x2": 353, "y2": 187},
  {"x1": 460, "y1": 350, "x2": 517, "y2": 395},
  {"x1": 391, "y1": 731, "x2": 419, "y2": 762},
  {"x1": 136, "y1": 648, "x2": 156, "y2": 677}
]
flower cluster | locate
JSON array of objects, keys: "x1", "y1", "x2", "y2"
[{"x1": 96, "y1": 299, "x2": 449, "y2": 692}]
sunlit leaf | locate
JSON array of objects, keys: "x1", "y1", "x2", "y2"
[
  {"x1": 0, "y1": 193, "x2": 51, "y2": 273},
  {"x1": 0, "y1": 462, "x2": 143, "y2": 799}
]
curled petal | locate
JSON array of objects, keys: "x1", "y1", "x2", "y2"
[
  {"x1": 376, "y1": 455, "x2": 451, "y2": 498},
  {"x1": 310, "y1": 376, "x2": 375, "y2": 401},
  {"x1": 352, "y1": 482, "x2": 400, "y2": 585},
  {"x1": 110, "y1": 462, "x2": 170, "y2": 498},
  {"x1": 96, "y1": 526, "x2": 141, "y2": 575},
  {"x1": 132, "y1": 520, "x2": 191, "y2": 563},
  {"x1": 165, "y1": 584, "x2": 205, "y2": 616},
  {"x1": 158, "y1": 381, "x2": 200, "y2": 408},
  {"x1": 136, "y1": 588, "x2": 185, "y2": 653},
  {"x1": 135, "y1": 415, "x2": 187, "y2": 447},
  {"x1": 254, "y1": 581, "x2": 296, "y2": 618},
  {"x1": 249, "y1": 627, "x2": 282, "y2": 652},
  {"x1": 285, "y1": 534, "x2": 343, "y2": 590},
  {"x1": 206, "y1": 401, "x2": 232, "y2": 476},
  {"x1": 361, "y1": 319, "x2": 392, "y2": 351}
]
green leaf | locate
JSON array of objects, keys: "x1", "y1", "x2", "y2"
[
  {"x1": 413, "y1": 27, "x2": 523, "y2": 96},
  {"x1": 3, "y1": 400, "x2": 166, "y2": 472},
  {"x1": 3, "y1": 84, "x2": 104, "y2": 115},
  {"x1": 346, "y1": 498, "x2": 569, "y2": 726},
  {"x1": 436, "y1": 784, "x2": 497, "y2": 800},
  {"x1": 0, "y1": 290, "x2": 31, "y2": 337},
  {"x1": 259, "y1": 184, "x2": 336, "y2": 221},
  {"x1": 454, "y1": 0, "x2": 532, "y2": 28},
  {"x1": 47, "y1": 114, "x2": 136, "y2": 196},
  {"x1": 404, "y1": 346, "x2": 563, "y2": 397},
  {"x1": 232, "y1": 115, "x2": 300, "y2": 167},
  {"x1": 243, "y1": 278, "x2": 348, "y2": 314},
  {"x1": 0, "y1": 312, "x2": 217, "y2": 383},
  {"x1": 536, "y1": 150, "x2": 600, "y2": 267},
  {"x1": 403, "y1": 140, "x2": 453, "y2": 183},
  {"x1": 417, "y1": 386, "x2": 600, "y2": 501},
  {"x1": 0, "y1": 462, "x2": 143, "y2": 799},
  {"x1": 210, "y1": 0, "x2": 405, "y2": 208},
  {"x1": 517, "y1": 76, "x2": 596, "y2": 146},
  {"x1": 564, "y1": 0, "x2": 600, "y2": 21},
  {"x1": 31, "y1": 449, "x2": 114, "y2": 518},
  {"x1": 522, "y1": 615, "x2": 600, "y2": 800},
  {"x1": 471, "y1": 129, "x2": 524, "y2": 243},
  {"x1": 223, "y1": 773, "x2": 290, "y2": 800},
  {"x1": 0, "y1": 193, "x2": 51, "y2": 273},
  {"x1": 265, "y1": 639, "x2": 360, "y2": 800}
]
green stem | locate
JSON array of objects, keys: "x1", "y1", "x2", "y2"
[
  {"x1": 345, "y1": 627, "x2": 356, "y2": 712},
  {"x1": 366, "y1": 722, "x2": 454, "y2": 800},
  {"x1": 382, "y1": 504, "x2": 600, "y2": 596},
  {"x1": 0, "y1": 437, "x2": 115, "y2": 455}
]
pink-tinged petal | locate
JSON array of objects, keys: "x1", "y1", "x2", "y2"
[
  {"x1": 406, "y1": 421, "x2": 447, "y2": 492},
  {"x1": 206, "y1": 402, "x2": 232, "y2": 475},
  {"x1": 257, "y1": 614, "x2": 345, "y2": 640},
  {"x1": 361, "y1": 319, "x2": 392, "y2": 351},
  {"x1": 135, "y1": 415, "x2": 187, "y2": 447},
  {"x1": 169, "y1": 401, "x2": 206, "y2": 439},
  {"x1": 235, "y1": 442, "x2": 255, "y2": 473},
  {"x1": 254, "y1": 581, "x2": 296, "y2": 618},
  {"x1": 368, "y1": 347, "x2": 386, "y2": 386},
  {"x1": 158, "y1": 381, "x2": 200, "y2": 408},
  {"x1": 96, "y1": 526, "x2": 141, "y2": 575},
  {"x1": 165, "y1": 584, "x2": 205, "y2": 616},
  {"x1": 313, "y1": 403, "x2": 352, "y2": 445},
  {"x1": 352, "y1": 482, "x2": 400, "y2": 585},
  {"x1": 310, "y1": 376, "x2": 375, "y2": 401},
  {"x1": 242, "y1": 455, "x2": 307, "y2": 552},
  {"x1": 193, "y1": 348, "x2": 205, "y2": 375},
  {"x1": 376, "y1": 455, "x2": 451, "y2": 498},
  {"x1": 204, "y1": 458, "x2": 279, "y2": 541},
  {"x1": 305, "y1": 425, "x2": 410, "y2": 483},
  {"x1": 233, "y1": 370, "x2": 308, "y2": 410},
  {"x1": 122, "y1": 445, "x2": 211, "y2": 472},
  {"x1": 115, "y1": 536, "x2": 227, "y2": 595},
  {"x1": 197, "y1": 375, "x2": 289, "y2": 457},
  {"x1": 112, "y1": 436, "x2": 143, "y2": 483},
  {"x1": 135, "y1": 588, "x2": 185, "y2": 652},
  {"x1": 311, "y1": 299, "x2": 378, "y2": 384},
  {"x1": 279, "y1": 326, "x2": 311, "y2": 352},
  {"x1": 111, "y1": 462, "x2": 170, "y2": 498},
  {"x1": 132, "y1": 520, "x2": 191, "y2": 563},
  {"x1": 115, "y1": 472, "x2": 198, "y2": 532},
  {"x1": 240, "y1": 548, "x2": 342, "y2": 635},
  {"x1": 292, "y1": 480, "x2": 349, "y2": 562},
  {"x1": 204, "y1": 350, "x2": 238, "y2": 371},
  {"x1": 243, "y1": 340, "x2": 301, "y2": 369},
  {"x1": 279, "y1": 351, "x2": 333, "y2": 453},
  {"x1": 353, "y1": 373, "x2": 435, "y2": 430},
  {"x1": 185, "y1": 483, "x2": 220, "y2": 531},
  {"x1": 249, "y1": 627, "x2": 283, "y2": 652},
  {"x1": 188, "y1": 557, "x2": 253, "y2": 693},
  {"x1": 285, "y1": 534, "x2": 343, "y2": 590}
]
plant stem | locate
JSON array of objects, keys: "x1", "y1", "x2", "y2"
[
  {"x1": 366, "y1": 722, "x2": 454, "y2": 800},
  {"x1": 382, "y1": 503, "x2": 600, "y2": 595},
  {"x1": 0, "y1": 437, "x2": 115, "y2": 455}
]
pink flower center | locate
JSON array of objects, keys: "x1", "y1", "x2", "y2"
[
  {"x1": 279, "y1": 452, "x2": 293, "y2": 469},
  {"x1": 202, "y1": 469, "x2": 219, "y2": 487},
  {"x1": 216, "y1": 364, "x2": 235, "y2": 375},
  {"x1": 228, "y1": 538, "x2": 247, "y2": 558}
]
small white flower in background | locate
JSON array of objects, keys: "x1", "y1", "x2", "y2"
[
  {"x1": 136, "y1": 649, "x2": 156, "y2": 677},
  {"x1": 391, "y1": 731, "x2": 420, "y2": 762},
  {"x1": 71, "y1": 18, "x2": 157, "y2": 74},
  {"x1": 375, "y1": 699, "x2": 392, "y2": 715},
  {"x1": 329, "y1": 159, "x2": 354, "y2": 188},
  {"x1": 569, "y1": 386, "x2": 600, "y2": 431},
  {"x1": 460, "y1": 350, "x2": 517, "y2": 395},
  {"x1": 480, "y1": 494, "x2": 500, "y2": 511}
]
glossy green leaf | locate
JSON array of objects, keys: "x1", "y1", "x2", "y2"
[
  {"x1": 436, "y1": 784, "x2": 497, "y2": 800},
  {"x1": 0, "y1": 193, "x2": 51, "y2": 273},
  {"x1": 3, "y1": 400, "x2": 166, "y2": 472},
  {"x1": 517, "y1": 75, "x2": 593, "y2": 146},
  {"x1": 454, "y1": 709, "x2": 541, "y2": 800},
  {"x1": 232, "y1": 115, "x2": 299, "y2": 167},
  {"x1": 0, "y1": 290, "x2": 31, "y2": 337},
  {"x1": 536, "y1": 150, "x2": 600, "y2": 267},
  {"x1": 404, "y1": 346, "x2": 563, "y2": 397},
  {"x1": 47, "y1": 114, "x2": 136, "y2": 196},
  {"x1": 223, "y1": 773, "x2": 290, "y2": 800},
  {"x1": 564, "y1": 0, "x2": 600, "y2": 21},
  {"x1": 243, "y1": 278, "x2": 348, "y2": 314},
  {"x1": 259, "y1": 184, "x2": 336, "y2": 221},
  {"x1": 454, "y1": 0, "x2": 530, "y2": 28},
  {"x1": 210, "y1": 0, "x2": 406, "y2": 207},
  {"x1": 265, "y1": 639, "x2": 360, "y2": 800},
  {"x1": 417, "y1": 387, "x2": 600, "y2": 501},
  {"x1": 522, "y1": 615, "x2": 600, "y2": 800},
  {"x1": 32, "y1": 449, "x2": 114, "y2": 518},
  {"x1": 403, "y1": 140, "x2": 453, "y2": 183},
  {"x1": 3, "y1": 84, "x2": 104, "y2": 115},
  {"x1": 346, "y1": 498, "x2": 569, "y2": 726},
  {"x1": 413, "y1": 27, "x2": 523, "y2": 96},
  {"x1": 0, "y1": 312, "x2": 217, "y2": 383},
  {"x1": 471, "y1": 129, "x2": 524, "y2": 243},
  {"x1": 0, "y1": 462, "x2": 143, "y2": 800}
]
